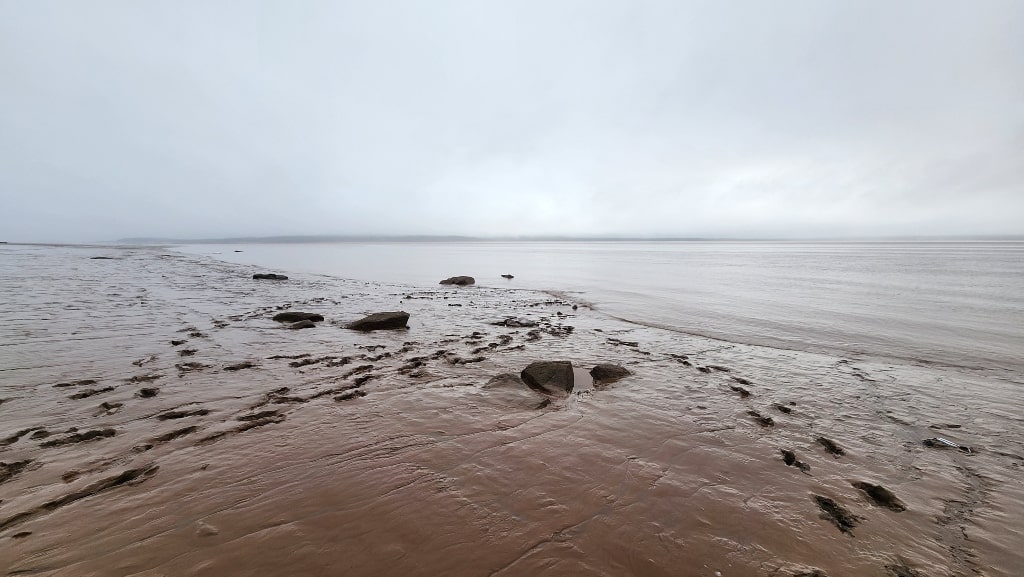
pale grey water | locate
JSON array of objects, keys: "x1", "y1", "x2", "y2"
[{"x1": 177, "y1": 241, "x2": 1024, "y2": 373}]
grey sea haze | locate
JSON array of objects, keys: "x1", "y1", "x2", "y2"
[{"x1": 177, "y1": 241, "x2": 1024, "y2": 374}]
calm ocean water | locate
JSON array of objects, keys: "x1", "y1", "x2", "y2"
[{"x1": 178, "y1": 241, "x2": 1024, "y2": 372}]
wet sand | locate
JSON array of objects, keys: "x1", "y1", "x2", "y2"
[{"x1": 1, "y1": 245, "x2": 1022, "y2": 577}]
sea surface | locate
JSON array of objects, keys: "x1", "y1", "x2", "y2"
[{"x1": 179, "y1": 241, "x2": 1024, "y2": 374}]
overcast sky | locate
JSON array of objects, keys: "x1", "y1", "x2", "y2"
[{"x1": 1, "y1": 1, "x2": 1022, "y2": 242}]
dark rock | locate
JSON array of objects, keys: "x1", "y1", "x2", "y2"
[
  {"x1": 89, "y1": 256, "x2": 115, "y2": 260},
  {"x1": 589, "y1": 364, "x2": 631, "y2": 384},
  {"x1": 816, "y1": 437, "x2": 845, "y2": 457},
  {"x1": 346, "y1": 311, "x2": 410, "y2": 331},
  {"x1": 272, "y1": 311, "x2": 324, "y2": 323},
  {"x1": 288, "y1": 320, "x2": 317, "y2": 330},
  {"x1": 439, "y1": 276, "x2": 475, "y2": 286},
  {"x1": 813, "y1": 495, "x2": 860, "y2": 534},
  {"x1": 501, "y1": 274, "x2": 514, "y2": 279},
  {"x1": 223, "y1": 361, "x2": 256, "y2": 371},
  {"x1": 137, "y1": 388, "x2": 159, "y2": 398},
  {"x1": 253, "y1": 273, "x2": 288, "y2": 280},
  {"x1": 747, "y1": 410, "x2": 774, "y2": 427},
  {"x1": 851, "y1": 481, "x2": 906, "y2": 511},
  {"x1": 520, "y1": 361, "x2": 574, "y2": 398}
]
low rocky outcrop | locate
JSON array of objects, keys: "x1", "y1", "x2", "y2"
[
  {"x1": 272, "y1": 311, "x2": 324, "y2": 323},
  {"x1": 288, "y1": 320, "x2": 317, "y2": 330},
  {"x1": 521, "y1": 361, "x2": 574, "y2": 397},
  {"x1": 589, "y1": 364, "x2": 630, "y2": 384},
  {"x1": 253, "y1": 273, "x2": 288, "y2": 280},
  {"x1": 501, "y1": 274, "x2": 514, "y2": 279},
  {"x1": 346, "y1": 311, "x2": 410, "y2": 331},
  {"x1": 439, "y1": 276, "x2": 475, "y2": 286},
  {"x1": 491, "y1": 317, "x2": 537, "y2": 328}
]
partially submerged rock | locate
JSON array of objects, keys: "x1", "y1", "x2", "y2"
[
  {"x1": 589, "y1": 364, "x2": 630, "y2": 384},
  {"x1": 491, "y1": 317, "x2": 538, "y2": 328},
  {"x1": 272, "y1": 311, "x2": 324, "y2": 323},
  {"x1": 288, "y1": 320, "x2": 317, "y2": 330},
  {"x1": 439, "y1": 276, "x2": 475, "y2": 286},
  {"x1": 347, "y1": 311, "x2": 410, "y2": 331},
  {"x1": 253, "y1": 273, "x2": 288, "y2": 280},
  {"x1": 521, "y1": 361, "x2": 574, "y2": 398}
]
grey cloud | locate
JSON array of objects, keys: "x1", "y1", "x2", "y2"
[{"x1": 1, "y1": 0, "x2": 1022, "y2": 242}]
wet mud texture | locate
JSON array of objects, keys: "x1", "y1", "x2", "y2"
[{"x1": 0, "y1": 245, "x2": 1022, "y2": 577}]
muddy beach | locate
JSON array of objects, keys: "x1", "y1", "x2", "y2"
[{"x1": 1, "y1": 245, "x2": 1022, "y2": 577}]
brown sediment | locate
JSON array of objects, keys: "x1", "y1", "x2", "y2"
[{"x1": 1, "y1": 246, "x2": 1021, "y2": 577}]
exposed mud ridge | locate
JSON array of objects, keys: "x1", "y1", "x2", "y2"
[
  {"x1": 817, "y1": 436, "x2": 845, "y2": 457},
  {"x1": 40, "y1": 428, "x2": 116, "y2": 448},
  {"x1": 335, "y1": 389, "x2": 367, "y2": 401},
  {"x1": 1, "y1": 428, "x2": 43, "y2": 447},
  {"x1": 52, "y1": 379, "x2": 98, "y2": 388},
  {"x1": 884, "y1": 562, "x2": 925, "y2": 577},
  {"x1": 155, "y1": 408, "x2": 210, "y2": 420},
  {"x1": 151, "y1": 426, "x2": 198, "y2": 444},
  {"x1": 814, "y1": 495, "x2": 860, "y2": 535},
  {"x1": 176, "y1": 361, "x2": 210, "y2": 374},
  {"x1": 68, "y1": 386, "x2": 115, "y2": 400},
  {"x1": 253, "y1": 387, "x2": 306, "y2": 406},
  {"x1": 0, "y1": 464, "x2": 159, "y2": 532},
  {"x1": 0, "y1": 460, "x2": 33, "y2": 485},
  {"x1": 127, "y1": 374, "x2": 162, "y2": 383},
  {"x1": 223, "y1": 361, "x2": 257, "y2": 371},
  {"x1": 730, "y1": 385, "x2": 751, "y2": 398},
  {"x1": 851, "y1": 481, "x2": 906, "y2": 512}
]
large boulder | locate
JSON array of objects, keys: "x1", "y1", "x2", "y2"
[
  {"x1": 521, "y1": 361, "x2": 574, "y2": 397},
  {"x1": 590, "y1": 364, "x2": 631, "y2": 384},
  {"x1": 346, "y1": 311, "x2": 410, "y2": 331},
  {"x1": 273, "y1": 311, "x2": 324, "y2": 323},
  {"x1": 253, "y1": 273, "x2": 288, "y2": 280},
  {"x1": 439, "y1": 276, "x2": 475, "y2": 286}
]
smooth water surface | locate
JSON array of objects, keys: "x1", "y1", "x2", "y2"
[{"x1": 178, "y1": 241, "x2": 1024, "y2": 371}]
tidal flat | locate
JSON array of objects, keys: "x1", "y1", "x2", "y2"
[{"x1": 1, "y1": 244, "x2": 1021, "y2": 577}]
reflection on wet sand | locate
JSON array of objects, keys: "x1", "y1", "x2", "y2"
[{"x1": 0, "y1": 245, "x2": 1021, "y2": 577}]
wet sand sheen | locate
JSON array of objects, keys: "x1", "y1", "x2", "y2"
[{"x1": 1, "y1": 244, "x2": 1022, "y2": 577}]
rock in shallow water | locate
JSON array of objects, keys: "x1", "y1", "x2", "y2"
[
  {"x1": 521, "y1": 361, "x2": 574, "y2": 397},
  {"x1": 439, "y1": 276, "x2": 475, "y2": 286},
  {"x1": 272, "y1": 311, "x2": 324, "y2": 323},
  {"x1": 346, "y1": 311, "x2": 410, "y2": 331},
  {"x1": 288, "y1": 320, "x2": 317, "y2": 330},
  {"x1": 253, "y1": 273, "x2": 288, "y2": 280},
  {"x1": 589, "y1": 364, "x2": 631, "y2": 384}
]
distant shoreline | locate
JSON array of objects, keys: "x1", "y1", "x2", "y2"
[{"x1": 114, "y1": 234, "x2": 1024, "y2": 245}]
